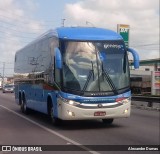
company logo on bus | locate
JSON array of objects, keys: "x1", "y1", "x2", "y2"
[
  {"x1": 91, "y1": 92, "x2": 108, "y2": 96},
  {"x1": 98, "y1": 104, "x2": 103, "y2": 108},
  {"x1": 104, "y1": 44, "x2": 123, "y2": 49},
  {"x1": 83, "y1": 98, "x2": 115, "y2": 103}
]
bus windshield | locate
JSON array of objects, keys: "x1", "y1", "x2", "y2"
[{"x1": 61, "y1": 40, "x2": 130, "y2": 95}]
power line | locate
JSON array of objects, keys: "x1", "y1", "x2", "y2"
[
  {"x1": 0, "y1": 19, "x2": 46, "y2": 33},
  {"x1": 0, "y1": 67, "x2": 13, "y2": 69},
  {"x1": 0, "y1": 61, "x2": 14, "y2": 64},
  {"x1": 0, "y1": 22, "x2": 40, "y2": 35},
  {"x1": 0, "y1": 35, "x2": 31, "y2": 44},
  {"x1": 0, "y1": 8, "x2": 59, "y2": 23},
  {"x1": 131, "y1": 43, "x2": 159, "y2": 47},
  {"x1": 135, "y1": 49, "x2": 159, "y2": 51},
  {"x1": 0, "y1": 30, "x2": 36, "y2": 39},
  {"x1": 0, "y1": 19, "x2": 45, "y2": 31},
  {"x1": 0, "y1": 14, "x2": 53, "y2": 27}
]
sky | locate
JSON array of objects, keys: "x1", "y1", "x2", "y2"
[{"x1": 0, "y1": 0, "x2": 159, "y2": 77}]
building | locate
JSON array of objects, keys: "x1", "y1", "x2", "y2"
[
  {"x1": 130, "y1": 58, "x2": 160, "y2": 71},
  {"x1": 130, "y1": 58, "x2": 160, "y2": 95},
  {"x1": 0, "y1": 76, "x2": 13, "y2": 89}
]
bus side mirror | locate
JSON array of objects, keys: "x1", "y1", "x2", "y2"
[
  {"x1": 99, "y1": 51, "x2": 106, "y2": 61},
  {"x1": 127, "y1": 47, "x2": 139, "y2": 69},
  {"x1": 55, "y1": 48, "x2": 62, "y2": 69}
]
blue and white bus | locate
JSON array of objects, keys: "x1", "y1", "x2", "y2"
[{"x1": 14, "y1": 27, "x2": 139, "y2": 125}]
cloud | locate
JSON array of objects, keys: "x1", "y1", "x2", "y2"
[
  {"x1": 64, "y1": 0, "x2": 159, "y2": 60},
  {"x1": 0, "y1": 0, "x2": 45, "y2": 76},
  {"x1": 0, "y1": 0, "x2": 159, "y2": 76},
  {"x1": 0, "y1": 0, "x2": 24, "y2": 21}
]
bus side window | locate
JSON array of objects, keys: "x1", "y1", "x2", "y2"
[
  {"x1": 44, "y1": 74, "x2": 49, "y2": 83},
  {"x1": 55, "y1": 68, "x2": 61, "y2": 87}
]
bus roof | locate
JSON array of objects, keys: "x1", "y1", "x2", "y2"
[
  {"x1": 56, "y1": 27, "x2": 123, "y2": 41},
  {"x1": 16, "y1": 27, "x2": 123, "y2": 53}
]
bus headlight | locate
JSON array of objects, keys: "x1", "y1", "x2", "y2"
[
  {"x1": 69, "y1": 100, "x2": 80, "y2": 106},
  {"x1": 58, "y1": 96, "x2": 80, "y2": 106}
]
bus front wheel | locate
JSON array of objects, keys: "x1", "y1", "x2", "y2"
[
  {"x1": 49, "y1": 104, "x2": 62, "y2": 126},
  {"x1": 102, "y1": 119, "x2": 114, "y2": 125}
]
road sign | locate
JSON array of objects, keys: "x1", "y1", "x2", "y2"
[{"x1": 117, "y1": 24, "x2": 130, "y2": 48}]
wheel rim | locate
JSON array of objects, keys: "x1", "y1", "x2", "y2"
[
  {"x1": 50, "y1": 107, "x2": 54, "y2": 120},
  {"x1": 23, "y1": 101, "x2": 26, "y2": 111},
  {"x1": 21, "y1": 101, "x2": 24, "y2": 111},
  {"x1": 21, "y1": 99, "x2": 26, "y2": 113}
]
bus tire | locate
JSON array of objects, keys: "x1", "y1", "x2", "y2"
[
  {"x1": 102, "y1": 118, "x2": 114, "y2": 125},
  {"x1": 19, "y1": 92, "x2": 22, "y2": 105},
  {"x1": 21, "y1": 95, "x2": 29, "y2": 114},
  {"x1": 48, "y1": 101, "x2": 62, "y2": 126}
]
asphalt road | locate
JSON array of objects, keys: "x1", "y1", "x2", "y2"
[{"x1": 0, "y1": 92, "x2": 159, "y2": 154}]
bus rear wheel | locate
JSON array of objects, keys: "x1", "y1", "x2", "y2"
[
  {"x1": 102, "y1": 119, "x2": 114, "y2": 125},
  {"x1": 21, "y1": 97, "x2": 29, "y2": 114}
]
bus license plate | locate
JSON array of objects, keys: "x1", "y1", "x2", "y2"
[{"x1": 94, "y1": 111, "x2": 106, "y2": 116}]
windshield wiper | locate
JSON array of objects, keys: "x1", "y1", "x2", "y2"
[
  {"x1": 102, "y1": 63, "x2": 118, "y2": 95},
  {"x1": 123, "y1": 51, "x2": 127, "y2": 73},
  {"x1": 82, "y1": 61, "x2": 94, "y2": 92}
]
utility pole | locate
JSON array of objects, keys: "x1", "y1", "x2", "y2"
[
  {"x1": 86, "y1": 21, "x2": 95, "y2": 27},
  {"x1": 62, "y1": 19, "x2": 66, "y2": 27},
  {"x1": 2, "y1": 62, "x2": 5, "y2": 87}
]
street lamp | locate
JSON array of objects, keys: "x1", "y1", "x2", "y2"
[{"x1": 86, "y1": 21, "x2": 95, "y2": 27}]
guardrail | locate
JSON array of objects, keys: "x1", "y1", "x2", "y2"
[{"x1": 132, "y1": 96, "x2": 160, "y2": 107}]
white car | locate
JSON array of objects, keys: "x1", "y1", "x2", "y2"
[{"x1": 2, "y1": 85, "x2": 14, "y2": 93}]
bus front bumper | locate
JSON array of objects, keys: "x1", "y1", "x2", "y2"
[{"x1": 57, "y1": 99, "x2": 131, "y2": 120}]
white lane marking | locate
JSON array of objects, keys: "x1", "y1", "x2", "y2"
[{"x1": 0, "y1": 105, "x2": 100, "y2": 154}]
